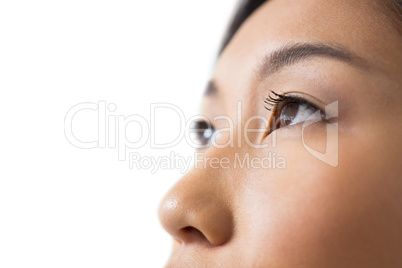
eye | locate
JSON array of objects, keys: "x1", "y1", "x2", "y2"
[
  {"x1": 264, "y1": 91, "x2": 325, "y2": 132},
  {"x1": 191, "y1": 120, "x2": 215, "y2": 147}
]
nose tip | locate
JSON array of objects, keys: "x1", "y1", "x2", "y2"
[{"x1": 158, "y1": 174, "x2": 234, "y2": 246}]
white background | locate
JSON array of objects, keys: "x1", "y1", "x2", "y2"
[{"x1": 0, "y1": 1, "x2": 237, "y2": 267}]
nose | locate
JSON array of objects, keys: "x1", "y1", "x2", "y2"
[{"x1": 158, "y1": 163, "x2": 234, "y2": 246}]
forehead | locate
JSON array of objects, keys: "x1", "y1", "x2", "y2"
[{"x1": 212, "y1": 0, "x2": 401, "y2": 98}]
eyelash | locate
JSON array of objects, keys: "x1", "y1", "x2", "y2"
[
  {"x1": 264, "y1": 91, "x2": 286, "y2": 111},
  {"x1": 263, "y1": 91, "x2": 320, "y2": 112}
]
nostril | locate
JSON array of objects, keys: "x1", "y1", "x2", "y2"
[{"x1": 179, "y1": 226, "x2": 210, "y2": 245}]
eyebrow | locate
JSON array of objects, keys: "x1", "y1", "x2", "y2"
[
  {"x1": 257, "y1": 42, "x2": 364, "y2": 78},
  {"x1": 205, "y1": 80, "x2": 218, "y2": 96},
  {"x1": 205, "y1": 42, "x2": 365, "y2": 96}
]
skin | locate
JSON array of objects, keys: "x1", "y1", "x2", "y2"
[{"x1": 158, "y1": 0, "x2": 402, "y2": 267}]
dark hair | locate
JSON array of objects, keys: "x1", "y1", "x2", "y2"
[
  {"x1": 219, "y1": 0, "x2": 267, "y2": 54},
  {"x1": 219, "y1": 0, "x2": 401, "y2": 54}
]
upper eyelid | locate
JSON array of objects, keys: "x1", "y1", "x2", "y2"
[{"x1": 264, "y1": 91, "x2": 325, "y2": 111}]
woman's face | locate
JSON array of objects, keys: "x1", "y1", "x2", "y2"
[{"x1": 159, "y1": 0, "x2": 402, "y2": 266}]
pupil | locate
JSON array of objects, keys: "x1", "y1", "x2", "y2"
[{"x1": 280, "y1": 102, "x2": 299, "y2": 126}]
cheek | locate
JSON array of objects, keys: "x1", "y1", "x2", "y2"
[
  {"x1": 237, "y1": 169, "x2": 339, "y2": 265},
  {"x1": 235, "y1": 129, "x2": 402, "y2": 266},
  {"x1": 239, "y1": 167, "x2": 370, "y2": 266}
]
